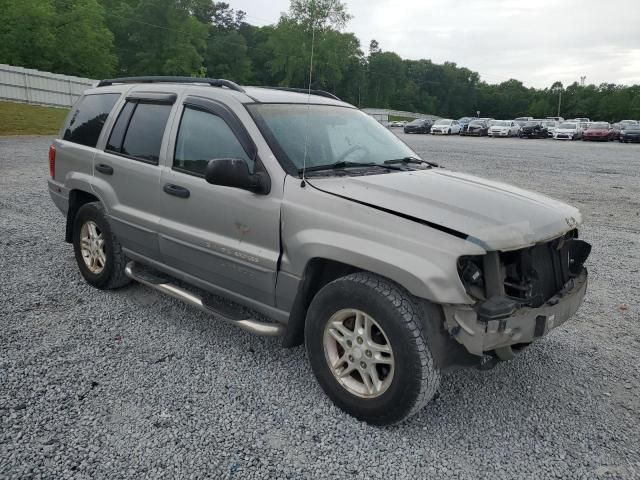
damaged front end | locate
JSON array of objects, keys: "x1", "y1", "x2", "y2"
[{"x1": 445, "y1": 230, "x2": 591, "y2": 363}]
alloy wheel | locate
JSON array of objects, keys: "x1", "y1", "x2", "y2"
[
  {"x1": 79, "y1": 220, "x2": 106, "y2": 274},
  {"x1": 323, "y1": 308, "x2": 395, "y2": 398}
]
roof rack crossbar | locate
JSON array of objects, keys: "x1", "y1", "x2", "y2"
[
  {"x1": 97, "y1": 76, "x2": 245, "y2": 93},
  {"x1": 269, "y1": 87, "x2": 340, "y2": 101}
]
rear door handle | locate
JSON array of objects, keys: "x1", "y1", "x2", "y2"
[
  {"x1": 163, "y1": 183, "x2": 190, "y2": 198},
  {"x1": 95, "y1": 163, "x2": 113, "y2": 175}
]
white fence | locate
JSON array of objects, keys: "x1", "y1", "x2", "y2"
[
  {"x1": 0, "y1": 64, "x2": 96, "y2": 108},
  {"x1": 362, "y1": 108, "x2": 438, "y2": 123}
]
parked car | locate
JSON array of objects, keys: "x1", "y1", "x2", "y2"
[
  {"x1": 47, "y1": 76, "x2": 591, "y2": 426},
  {"x1": 542, "y1": 120, "x2": 559, "y2": 137},
  {"x1": 619, "y1": 120, "x2": 639, "y2": 128},
  {"x1": 546, "y1": 116, "x2": 564, "y2": 122},
  {"x1": 465, "y1": 119, "x2": 490, "y2": 136},
  {"x1": 519, "y1": 121, "x2": 548, "y2": 138},
  {"x1": 514, "y1": 116, "x2": 533, "y2": 126},
  {"x1": 403, "y1": 118, "x2": 432, "y2": 134},
  {"x1": 457, "y1": 117, "x2": 474, "y2": 132},
  {"x1": 582, "y1": 122, "x2": 615, "y2": 141},
  {"x1": 488, "y1": 120, "x2": 520, "y2": 137},
  {"x1": 554, "y1": 122, "x2": 582, "y2": 140},
  {"x1": 619, "y1": 123, "x2": 640, "y2": 143},
  {"x1": 430, "y1": 119, "x2": 461, "y2": 135}
]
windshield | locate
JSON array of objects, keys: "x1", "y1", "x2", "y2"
[
  {"x1": 492, "y1": 121, "x2": 509, "y2": 126},
  {"x1": 458, "y1": 117, "x2": 472, "y2": 123},
  {"x1": 248, "y1": 104, "x2": 417, "y2": 171},
  {"x1": 524, "y1": 121, "x2": 539, "y2": 126},
  {"x1": 559, "y1": 122, "x2": 577, "y2": 129},
  {"x1": 434, "y1": 119, "x2": 451, "y2": 126},
  {"x1": 407, "y1": 119, "x2": 425, "y2": 125},
  {"x1": 469, "y1": 120, "x2": 484, "y2": 126},
  {"x1": 622, "y1": 124, "x2": 640, "y2": 130},
  {"x1": 590, "y1": 122, "x2": 609, "y2": 129},
  {"x1": 544, "y1": 121, "x2": 556, "y2": 127}
]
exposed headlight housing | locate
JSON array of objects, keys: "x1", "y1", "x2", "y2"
[{"x1": 457, "y1": 256, "x2": 485, "y2": 300}]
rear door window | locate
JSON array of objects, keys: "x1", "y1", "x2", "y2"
[
  {"x1": 63, "y1": 93, "x2": 120, "y2": 147},
  {"x1": 106, "y1": 101, "x2": 172, "y2": 164}
]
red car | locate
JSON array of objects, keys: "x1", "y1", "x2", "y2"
[{"x1": 582, "y1": 122, "x2": 615, "y2": 141}]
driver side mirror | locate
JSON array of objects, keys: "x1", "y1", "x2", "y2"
[{"x1": 205, "y1": 158, "x2": 270, "y2": 195}]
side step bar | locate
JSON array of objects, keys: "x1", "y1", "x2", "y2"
[{"x1": 124, "y1": 262, "x2": 284, "y2": 337}]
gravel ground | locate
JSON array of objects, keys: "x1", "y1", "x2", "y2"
[{"x1": 1, "y1": 134, "x2": 639, "y2": 479}]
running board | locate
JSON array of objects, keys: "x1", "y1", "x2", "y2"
[{"x1": 124, "y1": 262, "x2": 284, "y2": 337}]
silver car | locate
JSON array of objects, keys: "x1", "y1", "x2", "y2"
[{"x1": 48, "y1": 77, "x2": 591, "y2": 425}]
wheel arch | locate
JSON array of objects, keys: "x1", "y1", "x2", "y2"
[
  {"x1": 65, "y1": 189, "x2": 100, "y2": 243},
  {"x1": 282, "y1": 261, "x2": 479, "y2": 371}
]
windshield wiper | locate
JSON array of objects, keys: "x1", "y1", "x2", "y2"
[
  {"x1": 301, "y1": 161, "x2": 402, "y2": 173},
  {"x1": 384, "y1": 157, "x2": 440, "y2": 168}
]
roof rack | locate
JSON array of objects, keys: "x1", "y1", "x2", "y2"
[
  {"x1": 269, "y1": 87, "x2": 341, "y2": 101},
  {"x1": 96, "y1": 76, "x2": 245, "y2": 93}
]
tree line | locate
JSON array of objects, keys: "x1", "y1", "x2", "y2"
[{"x1": 2, "y1": 0, "x2": 639, "y2": 121}]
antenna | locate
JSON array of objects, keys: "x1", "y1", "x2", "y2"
[{"x1": 300, "y1": 24, "x2": 316, "y2": 187}]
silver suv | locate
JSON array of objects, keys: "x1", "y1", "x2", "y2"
[{"x1": 48, "y1": 77, "x2": 591, "y2": 425}]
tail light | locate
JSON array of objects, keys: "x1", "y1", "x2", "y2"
[{"x1": 48, "y1": 144, "x2": 56, "y2": 179}]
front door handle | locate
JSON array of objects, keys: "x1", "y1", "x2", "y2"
[
  {"x1": 95, "y1": 163, "x2": 113, "y2": 175},
  {"x1": 163, "y1": 183, "x2": 190, "y2": 198}
]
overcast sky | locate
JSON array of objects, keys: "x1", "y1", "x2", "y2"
[{"x1": 230, "y1": 0, "x2": 640, "y2": 88}]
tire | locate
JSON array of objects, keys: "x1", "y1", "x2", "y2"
[
  {"x1": 447, "y1": 129, "x2": 451, "y2": 135},
  {"x1": 305, "y1": 272, "x2": 441, "y2": 425},
  {"x1": 73, "y1": 202, "x2": 130, "y2": 290}
]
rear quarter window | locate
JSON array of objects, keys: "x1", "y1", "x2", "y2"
[{"x1": 63, "y1": 93, "x2": 120, "y2": 147}]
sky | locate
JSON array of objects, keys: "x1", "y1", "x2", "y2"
[{"x1": 230, "y1": 0, "x2": 640, "y2": 88}]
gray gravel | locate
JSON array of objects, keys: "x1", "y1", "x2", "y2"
[{"x1": 1, "y1": 134, "x2": 639, "y2": 479}]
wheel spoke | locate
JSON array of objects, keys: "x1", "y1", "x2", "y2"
[
  {"x1": 88, "y1": 222, "x2": 99, "y2": 240},
  {"x1": 368, "y1": 341, "x2": 391, "y2": 354},
  {"x1": 336, "y1": 363, "x2": 356, "y2": 378},
  {"x1": 367, "y1": 366, "x2": 383, "y2": 394},
  {"x1": 360, "y1": 370, "x2": 374, "y2": 395},
  {"x1": 373, "y1": 353, "x2": 393, "y2": 365},
  {"x1": 97, "y1": 250, "x2": 107, "y2": 267},
  {"x1": 329, "y1": 321, "x2": 354, "y2": 340},
  {"x1": 80, "y1": 238, "x2": 91, "y2": 250},
  {"x1": 331, "y1": 353, "x2": 347, "y2": 370}
]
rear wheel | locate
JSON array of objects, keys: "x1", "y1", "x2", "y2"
[
  {"x1": 305, "y1": 272, "x2": 440, "y2": 425},
  {"x1": 73, "y1": 202, "x2": 130, "y2": 289}
]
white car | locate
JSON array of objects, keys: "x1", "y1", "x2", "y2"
[
  {"x1": 430, "y1": 119, "x2": 461, "y2": 135},
  {"x1": 554, "y1": 122, "x2": 582, "y2": 140},
  {"x1": 543, "y1": 120, "x2": 559, "y2": 137},
  {"x1": 488, "y1": 120, "x2": 520, "y2": 137}
]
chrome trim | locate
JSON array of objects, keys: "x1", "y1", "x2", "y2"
[{"x1": 125, "y1": 261, "x2": 284, "y2": 337}]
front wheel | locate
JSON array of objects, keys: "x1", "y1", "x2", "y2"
[
  {"x1": 305, "y1": 272, "x2": 440, "y2": 425},
  {"x1": 73, "y1": 202, "x2": 130, "y2": 289}
]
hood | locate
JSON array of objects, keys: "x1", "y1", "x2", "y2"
[
  {"x1": 585, "y1": 128, "x2": 609, "y2": 133},
  {"x1": 556, "y1": 128, "x2": 577, "y2": 133},
  {"x1": 308, "y1": 169, "x2": 581, "y2": 251}
]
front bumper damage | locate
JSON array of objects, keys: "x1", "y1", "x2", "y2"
[{"x1": 443, "y1": 269, "x2": 588, "y2": 358}]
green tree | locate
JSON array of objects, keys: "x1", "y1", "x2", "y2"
[
  {"x1": 205, "y1": 30, "x2": 252, "y2": 82},
  {"x1": 0, "y1": 0, "x2": 56, "y2": 71},
  {"x1": 52, "y1": 0, "x2": 117, "y2": 78},
  {"x1": 101, "y1": 0, "x2": 207, "y2": 76},
  {"x1": 288, "y1": 0, "x2": 352, "y2": 31}
]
